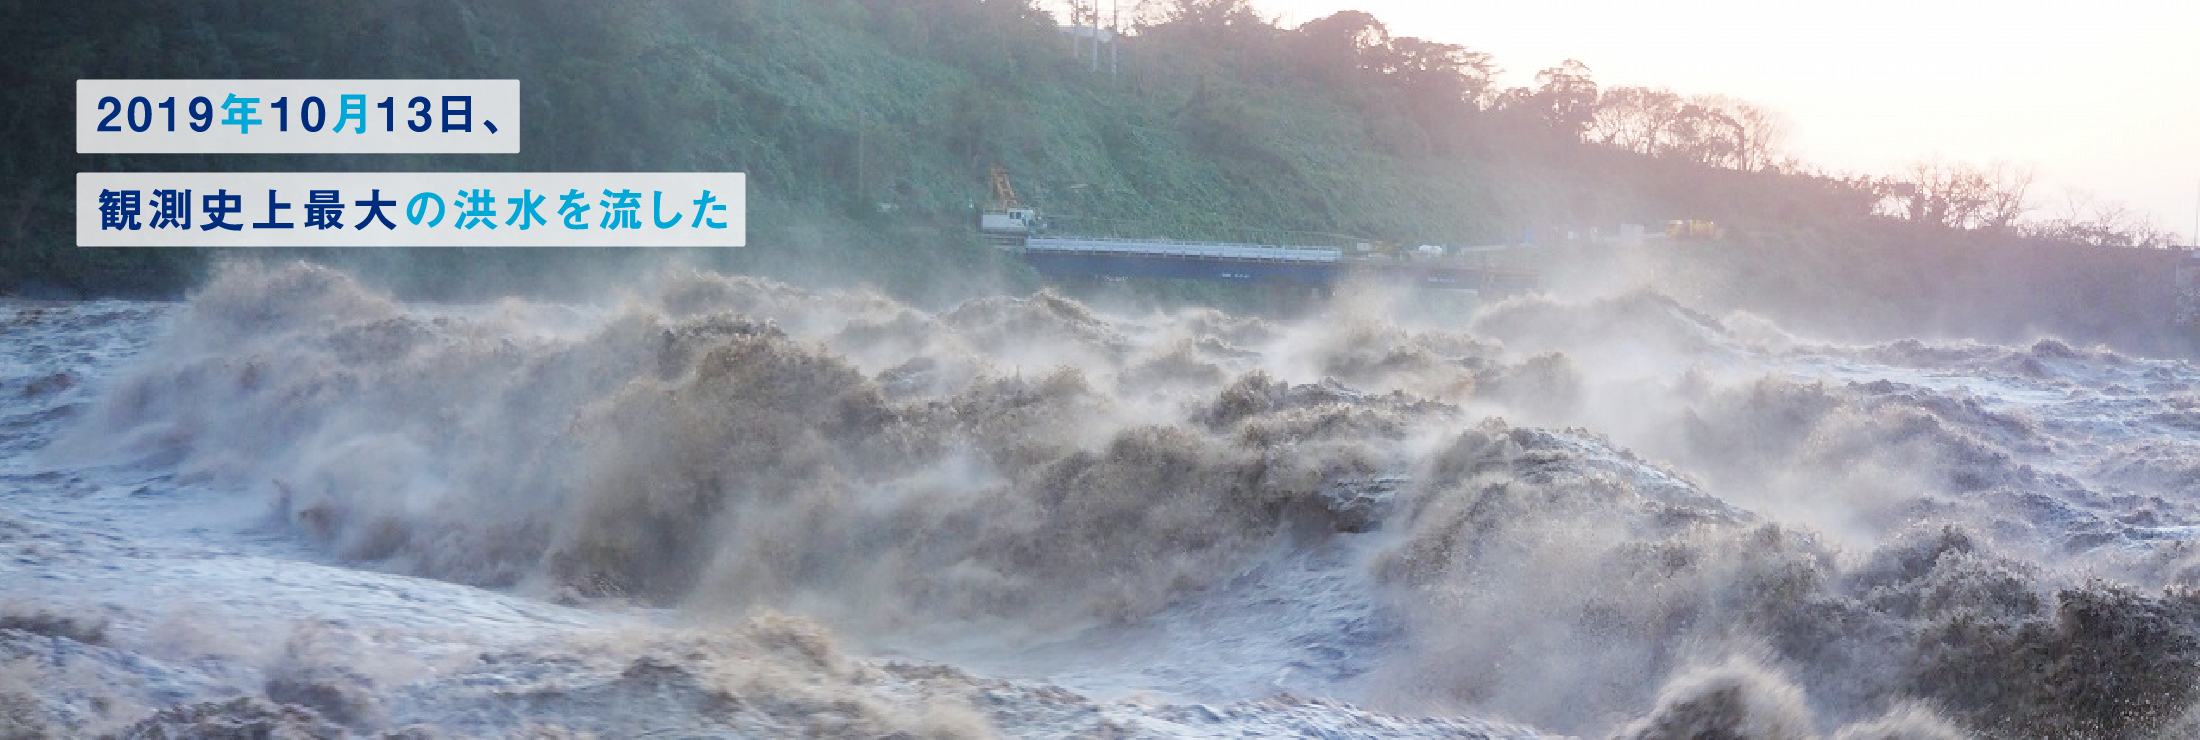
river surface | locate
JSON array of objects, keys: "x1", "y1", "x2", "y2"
[{"x1": 5, "y1": 263, "x2": 2199, "y2": 738}]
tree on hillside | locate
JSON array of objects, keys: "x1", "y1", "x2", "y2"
[
  {"x1": 2021, "y1": 188, "x2": 2175, "y2": 248},
  {"x1": 1586, "y1": 87, "x2": 1784, "y2": 170},
  {"x1": 1290, "y1": 10, "x2": 1389, "y2": 90},
  {"x1": 1139, "y1": 0, "x2": 1267, "y2": 32},
  {"x1": 1375, "y1": 36, "x2": 1496, "y2": 110},
  {"x1": 1716, "y1": 96, "x2": 1788, "y2": 172},
  {"x1": 1588, "y1": 87, "x2": 1683, "y2": 155},
  {"x1": 858, "y1": 0, "x2": 1058, "y2": 83},
  {"x1": 1133, "y1": 0, "x2": 1282, "y2": 77},
  {"x1": 1289, "y1": 12, "x2": 1496, "y2": 127},
  {"x1": 1295, "y1": 10, "x2": 1388, "y2": 55},
  {"x1": 1529, "y1": 60, "x2": 1599, "y2": 138},
  {"x1": 1873, "y1": 159, "x2": 2035, "y2": 232}
]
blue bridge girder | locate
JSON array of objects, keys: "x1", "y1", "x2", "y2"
[{"x1": 1013, "y1": 237, "x2": 1537, "y2": 293}]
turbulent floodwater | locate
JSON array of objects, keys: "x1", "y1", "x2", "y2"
[{"x1": 5, "y1": 262, "x2": 2200, "y2": 738}]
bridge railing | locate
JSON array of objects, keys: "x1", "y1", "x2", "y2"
[
  {"x1": 1025, "y1": 236, "x2": 1343, "y2": 263},
  {"x1": 1042, "y1": 217, "x2": 1367, "y2": 250}
]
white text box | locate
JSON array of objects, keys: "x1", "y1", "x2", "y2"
[
  {"x1": 79, "y1": 173, "x2": 744, "y2": 247},
  {"x1": 79, "y1": 80, "x2": 520, "y2": 154}
]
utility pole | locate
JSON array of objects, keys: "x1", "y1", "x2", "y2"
[
  {"x1": 1110, "y1": 0, "x2": 1120, "y2": 77},
  {"x1": 1067, "y1": 0, "x2": 1084, "y2": 65},
  {"x1": 1066, "y1": 0, "x2": 1120, "y2": 78}
]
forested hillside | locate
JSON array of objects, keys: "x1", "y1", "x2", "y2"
[{"x1": 4, "y1": 0, "x2": 2192, "y2": 352}]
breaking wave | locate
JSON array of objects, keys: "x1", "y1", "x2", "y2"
[{"x1": 19, "y1": 261, "x2": 2200, "y2": 737}]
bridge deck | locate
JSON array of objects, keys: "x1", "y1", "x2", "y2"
[
  {"x1": 1011, "y1": 236, "x2": 1537, "y2": 293},
  {"x1": 1025, "y1": 237, "x2": 1340, "y2": 263}
]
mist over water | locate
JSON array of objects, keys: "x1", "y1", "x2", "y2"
[{"x1": 6, "y1": 261, "x2": 2200, "y2": 737}]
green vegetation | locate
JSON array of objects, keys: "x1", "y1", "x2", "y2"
[{"x1": 3, "y1": 0, "x2": 2192, "y2": 351}]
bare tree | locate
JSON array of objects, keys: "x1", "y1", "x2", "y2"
[
  {"x1": 1976, "y1": 161, "x2": 2036, "y2": 232},
  {"x1": 2021, "y1": 187, "x2": 2175, "y2": 247},
  {"x1": 1588, "y1": 86, "x2": 1684, "y2": 154},
  {"x1": 1695, "y1": 95, "x2": 1787, "y2": 171},
  {"x1": 1584, "y1": 87, "x2": 1783, "y2": 169},
  {"x1": 1877, "y1": 158, "x2": 2035, "y2": 232}
]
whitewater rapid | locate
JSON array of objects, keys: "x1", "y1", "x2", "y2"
[{"x1": 4, "y1": 263, "x2": 2199, "y2": 738}]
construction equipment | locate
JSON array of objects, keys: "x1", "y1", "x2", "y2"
[
  {"x1": 979, "y1": 165, "x2": 1042, "y2": 245},
  {"x1": 1665, "y1": 219, "x2": 1722, "y2": 240},
  {"x1": 989, "y1": 164, "x2": 1018, "y2": 210}
]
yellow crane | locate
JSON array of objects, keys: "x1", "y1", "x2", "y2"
[
  {"x1": 989, "y1": 164, "x2": 1020, "y2": 211},
  {"x1": 1665, "y1": 219, "x2": 1722, "y2": 240},
  {"x1": 979, "y1": 165, "x2": 1041, "y2": 245}
]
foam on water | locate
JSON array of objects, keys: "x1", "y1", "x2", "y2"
[{"x1": 6, "y1": 263, "x2": 2200, "y2": 738}]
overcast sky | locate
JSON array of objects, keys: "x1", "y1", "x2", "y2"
[{"x1": 1100, "y1": 0, "x2": 2200, "y2": 241}]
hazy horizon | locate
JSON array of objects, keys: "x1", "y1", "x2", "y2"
[{"x1": 1103, "y1": 0, "x2": 2199, "y2": 244}]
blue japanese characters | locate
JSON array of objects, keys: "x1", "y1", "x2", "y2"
[{"x1": 79, "y1": 174, "x2": 745, "y2": 247}]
